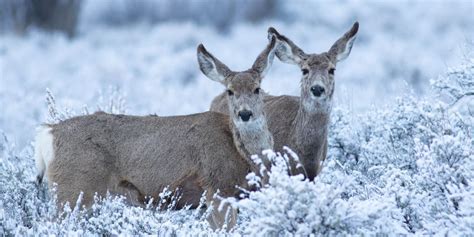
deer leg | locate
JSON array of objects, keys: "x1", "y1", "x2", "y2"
[
  {"x1": 174, "y1": 173, "x2": 204, "y2": 209},
  {"x1": 206, "y1": 190, "x2": 237, "y2": 231},
  {"x1": 116, "y1": 180, "x2": 147, "y2": 207}
]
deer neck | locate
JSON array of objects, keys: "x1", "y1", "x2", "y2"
[
  {"x1": 291, "y1": 102, "x2": 330, "y2": 162},
  {"x1": 230, "y1": 116, "x2": 274, "y2": 173}
]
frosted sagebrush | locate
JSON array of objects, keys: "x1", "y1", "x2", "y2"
[
  {"x1": 229, "y1": 150, "x2": 407, "y2": 236},
  {"x1": 326, "y1": 97, "x2": 472, "y2": 233},
  {"x1": 431, "y1": 58, "x2": 474, "y2": 107},
  {"x1": 225, "y1": 57, "x2": 473, "y2": 235},
  {"x1": 3, "y1": 72, "x2": 474, "y2": 235},
  {"x1": 46, "y1": 87, "x2": 128, "y2": 122},
  {"x1": 2, "y1": 52, "x2": 473, "y2": 235}
]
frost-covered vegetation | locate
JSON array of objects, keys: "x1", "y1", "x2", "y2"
[
  {"x1": 1, "y1": 0, "x2": 473, "y2": 236},
  {"x1": 229, "y1": 57, "x2": 473, "y2": 235},
  {"x1": 1, "y1": 58, "x2": 472, "y2": 235}
]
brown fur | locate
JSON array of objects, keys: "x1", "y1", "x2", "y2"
[
  {"x1": 210, "y1": 22, "x2": 359, "y2": 181},
  {"x1": 39, "y1": 38, "x2": 278, "y2": 230},
  {"x1": 47, "y1": 112, "x2": 248, "y2": 207}
]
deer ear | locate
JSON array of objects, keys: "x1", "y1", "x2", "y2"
[
  {"x1": 197, "y1": 44, "x2": 233, "y2": 84},
  {"x1": 268, "y1": 27, "x2": 306, "y2": 65},
  {"x1": 252, "y1": 35, "x2": 277, "y2": 78},
  {"x1": 328, "y1": 22, "x2": 359, "y2": 63}
]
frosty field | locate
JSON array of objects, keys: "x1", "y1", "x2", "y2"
[{"x1": 1, "y1": 1, "x2": 473, "y2": 236}]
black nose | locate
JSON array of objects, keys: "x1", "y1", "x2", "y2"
[
  {"x1": 306, "y1": 167, "x2": 317, "y2": 182},
  {"x1": 238, "y1": 110, "x2": 253, "y2": 122},
  {"x1": 310, "y1": 85, "x2": 325, "y2": 97}
]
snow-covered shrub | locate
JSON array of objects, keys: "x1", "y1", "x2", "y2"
[
  {"x1": 431, "y1": 57, "x2": 474, "y2": 122},
  {"x1": 431, "y1": 57, "x2": 474, "y2": 107},
  {"x1": 45, "y1": 87, "x2": 127, "y2": 123},
  {"x1": 2, "y1": 60, "x2": 473, "y2": 235},
  {"x1": 328, "y1": 96, "x2": 472, "y2": 233},
  {"x1": 0, "y1": 131, "x2": 55, "y2": 235},
  {"x1": 231, "y1": 151, "x2": 407, "y2": 236},
  {"x1": 22, "y1": 193, "x2": 212, "y2": 236},
  {"x1": 226, "y1": 57, "x2": 473, "y2": 235}
]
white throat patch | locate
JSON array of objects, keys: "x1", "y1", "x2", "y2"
[{"x1": 234, "y1": 117, "x2": 273, "y2": 156}]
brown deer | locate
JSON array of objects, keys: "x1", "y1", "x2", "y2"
[
  {"x1": 210, "y1": 22, "x2": 359, "y2": 181},
  {"x1": 34, "y1": 37, "x2": 277, "y2": 230}
]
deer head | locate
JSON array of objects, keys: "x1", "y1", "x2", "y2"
[
  {"x1": 197, "y1": 36, "x2": 277, "y2": 129},
  {"x1": 268, "y1": 22, "x2": 359, "y2": 114}
]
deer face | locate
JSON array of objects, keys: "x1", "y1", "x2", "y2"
[
  {"x1": 197, "y1": 36, "x2": 276, "y2": 126},
  {"x1": 268, "y1": 22, "x2": 358, "y2": 114},
  {"x1": 224, "y1": 72, "x2": 264, "y2": 124},
  {"x1": 299, "y1": 53, "x2": 336, "y2": 113}
]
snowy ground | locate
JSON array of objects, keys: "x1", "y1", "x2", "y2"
[{"x1": 0, "y1": 1, "x2": 473, "y2": 235}]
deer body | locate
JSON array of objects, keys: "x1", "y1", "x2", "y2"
[
  {"x1": 211, "y1": 22, "x2": 359, "y2": 181},
  {"x1": 40, "y1": 112, "x2": 255, "y2": 209},
  {"x1": 35, "y1": 37, "x2": 278, "y2": 230}
]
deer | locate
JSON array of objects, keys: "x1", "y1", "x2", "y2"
[
  {"x1": 34, "y1": 36, "x2": 277, "y2": 230},
  {"x1": 210, "y1": 22, "x2": 359, "y2": 181}
]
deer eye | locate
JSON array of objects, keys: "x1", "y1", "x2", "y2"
[
  {"x1": 254, "y1": 88, "x2": 261, "y2": 94},
  {"x1": 328, "y1": 68, "x2": 335, "y2": 75},
  {"x1": 227, "y1": 90, "x2": 234, "y2": 96},
  {"x1": 302, "y1": 69, "x2": 309, "y2": 75}
]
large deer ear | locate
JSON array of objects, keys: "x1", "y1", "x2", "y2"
[
  {"x1": 251, "y1": 35, "x2": 277, "y2": 78},
  {"x1": 267, "y1": 27, "x2": 307, "y2": 65},
  {"x1": 328, "y1": 22, "x2": 359, "y2": 63},
  {"x1": 197, "y1": 44, "x2": 233, "y2": 84}
]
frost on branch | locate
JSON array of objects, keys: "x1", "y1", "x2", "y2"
[
  {"x1": 96, "y1": 86, "x2": 127, "y2": 114},
  {"x1": 45, "y1": 88, "x2": 70, "y2": 123},
  {"x1": 45, "y1": 86, "x2": 128, "y2": 124},
  {"x1": 431, "y1": 57, "x2": 474, "y2": 109}
]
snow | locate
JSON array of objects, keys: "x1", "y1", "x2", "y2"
[{"x1": 0, "y1": 0, "x2": 473, "y2": 235}]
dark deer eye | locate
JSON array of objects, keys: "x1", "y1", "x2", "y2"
[
  {"x1": 302, "y1": 69, "x2": 309, "y2": 75},
  {"x1": 254, "y1": 88, "x2": 261, "y2": 94},
  {"x1": 328, "y1": 68, "x2": 335, "y2": 75},
  {"x1": 227, "y1": 90, "x2": 234, "y2": 96}
]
